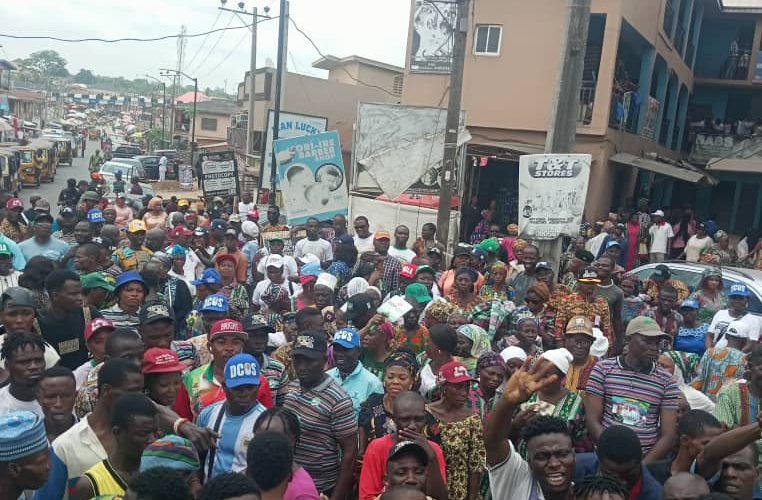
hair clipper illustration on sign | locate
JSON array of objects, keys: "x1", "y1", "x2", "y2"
[
  {"x1": 518, "y1": 154, "x2": 591, "y2": 240},
  {"x1": 273, "y1": 130, "x2": 349, "y2": 225}
]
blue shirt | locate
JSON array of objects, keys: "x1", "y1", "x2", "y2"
[
  {"x1": 241, "y1": 241, "x2": 259, "y2": 284},
  {"x1": 0, "y1": 234, "x2": 26, "y2": 271},
  {"x1": 574, "y1": 453, "x2": 662, "y2": 500},
  {"x1": 326, "y1": 361, "x2": 383, "y2": 416},
  {"x1": 18, "y1": 237, "x2": 70, "y2": 262},
  {"x1": 674, "y1": 323, "x2": 709, "y2": 356},
  {"x1": 197, "y1": 401, "x2": 266, "y2": 479}
]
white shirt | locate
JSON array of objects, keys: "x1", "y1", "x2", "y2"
[
  {"x1": 488, "y1": 441, "x2": 544, "y2": 499},
  {"x1": 354, "y1": 234, "x2": 375, "y2": 254},
  {"x1": 237, "y1": 202, "x2": 254, "y2": 217},
  {"x1": 684, "y1": 235, "x2": 713, "y2": 262},
  {"x1": 52, "y1": 416, "x2": 107, "y2": 480},
  {"x1": 252, "y1": 279, "x2": 294, "y2": 313},
  {"x1": 649, "y1": 223, "x2": 675, "y2": 254},
  {"x1": 585, "y1": 232, "x2": 608, "y2": 257},
  {"x1": 0, "y1": 271, "x2": 21, "y2": 295},
  {"x1": 294, "y1": 238, "x2": 334, "y2": 263},
  {"x1": 0, "y1": 334, "x2": 60, "y2": 369},
  {"x1": 182, "y1": 250, "x2": 202, "y2": 281},
  {"x1": 159, "y1": 156, "x2": 168, "y2": 169},
  {"x1": 0, "y1": 385, "x2": 43, "y2": 418},
  {"x1": 709, "y1": 309, "x2": 761, "y2": 348},
  {"x1": 388, "y1": 246, "x2": 417, "y2": 264}
]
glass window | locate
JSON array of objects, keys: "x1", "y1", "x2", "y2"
[
  {"x1": 474, "y1": 25, "x2": 502, "y2": 55},
  {"x1": 201, "y1": 118, "x2": 218, "y2": 131}
]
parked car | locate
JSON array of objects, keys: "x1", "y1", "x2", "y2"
[
  {"x1": 630, "y1": 261, "x2": 762, "y2": 314},
  {"x1": 134, "y1": 155, "x2": 160, "y2": 180},
  {"x1": 112, "y1": 144, "x2": 142, "y2": 159},
  {"x1": 99, "y1": 160, "x2": 146, "y2": 185}
]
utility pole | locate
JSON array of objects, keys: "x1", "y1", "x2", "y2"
[
  {"x1": 538, "y1": 0, "x2": 591, "y2": 268},
  {"x1": 269, "y1": 0, "x2": 289, "y2": 206},
  {"x1": 436, "y1": 0, "x2": 469, "y2": 249},
  {"x1": 247, "y1": 7, "x2": 257, "y2": 161}
]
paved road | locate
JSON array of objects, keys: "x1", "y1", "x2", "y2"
[{"x1": 22, "y1": 140, "x2": 99, "y2": 208}]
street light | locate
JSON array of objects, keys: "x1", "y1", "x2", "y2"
[
  {"x1": 160, "y1": 68, "x2": 198, "y2": 176},
  {"x1": 218, "y1": 1, "x2": 271, "y2": 182},
  {"x1": 142, "y1": 74, "x2": 167, "y2": 148}
]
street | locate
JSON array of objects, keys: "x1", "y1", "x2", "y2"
[{"x1": 22, "y1": 140, "x2": 98, "y2": 209}]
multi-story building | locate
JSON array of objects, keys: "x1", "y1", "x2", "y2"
[
  {"x1": 228, "y1": 55, "x2": 403, "y2": 177},
  {"x1": 401, "y1": 0, "x2": 762, "y2": 234},
  {"x1": 174, "y1": 99, "x2": 240, "y2": 148}
]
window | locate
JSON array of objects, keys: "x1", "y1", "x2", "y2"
[
  {"x1": 201, "y1": 117, "x2": 218, "y2": 131},
  {"x1": 474, "y1": 25, "x2": 502, "y2": 55}
]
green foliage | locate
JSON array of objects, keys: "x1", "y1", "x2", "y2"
[{"x1": 21, "y1": 50, "x2": 70, "y2": 77}]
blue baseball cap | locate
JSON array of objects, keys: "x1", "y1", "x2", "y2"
[
  {"x1": 332, "y1": 328, "x2": 360, "y2": 349},
  {"x1": 191, "y1": 268, "x2": 222, "y2": 286},
  {"x1": 200, "y1": 293, "x2": 229, "y2": 313},
  {"x1": 224, "y1": 353, "x2": 261, "y2": 388},
  {"x1": 679, "y1": 299, "x2": 700, "y2": 310},
  {"x1": 168, "y1": 245, "x2": 187, "y2": 258},
  {"x1": 211, "y1": 219, "x2": 227, "y2": 231},
  {"x1": 337, "y1": 234, "x2": 354, "y2": 245},
  {"x1": 300, "y1": 262, "x2": 322, "y2": 278},
  {"x1": 729, "y1": 283, "x2": 751, "y2": 297},
  {"x1": 87, "y1": 209, "x2": 106, "y2": 224},
  {"x1": 605, "y1": 240, "x2": 622, "y2": 249}
]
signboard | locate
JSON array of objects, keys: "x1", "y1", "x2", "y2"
[
  {"x1": 754, "y1": 51, "x2": 762, "y2": 82},
  {"x1": 260, "y1": 111, "x2": 328, "y2": 189},
  {"x1": 273, "y1": 130, "x2": 349, "y2": 225},
  {"x1": 640, "y1": 96, "x2": 661, "y2": 140},
  {"x1": 200, "y1": 150, "x2": 239, "y2": 198},
  {"x1": 689, "y1": 133, "x2": 737, "y2": 164},
  {"x1": 518, "y1": 154, "x2": 591, "y2": 240},
  {"x1": 178, "y1": 163, "x2": 194, "y2": 190},
  {"x1": 410, "y1": 0, "x2": 457, "y2": 73}
]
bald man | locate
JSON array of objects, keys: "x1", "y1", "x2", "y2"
[
  {"x1": 662, "y1": 472, "x2": 709, "y2": 500},
  {"x1": 144, "y1": 227, "x2": 167, "y2": 252}
]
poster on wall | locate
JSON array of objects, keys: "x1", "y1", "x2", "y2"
[
  {"x1": 410, "y1": 0, "x2": 457, "y2": 73},
  {"x1": 273, "y1": 130, "x2": 349, "y2": 225},
  {"x1": 200, "y1": 150, "x2": 239, "y2": 198},
  {"x1": 260, "y1": 111, "x2": 328, "y2": 189},
  {"x1": 640, "y1": 96, "x2": 661, "y2": 140},
  {"x1": 518, "y1": 154, "x2": 591, "y2": 240}
]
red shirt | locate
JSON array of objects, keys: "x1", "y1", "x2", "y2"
[{"x1": 358, "y1": 434, "x2": 447, "y2": 500}]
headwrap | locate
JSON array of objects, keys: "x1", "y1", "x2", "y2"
[
  {"x1": 476, "y1": 351, "x2": 505, "y2": 372},
  {"x1": 454, "y1": 267, "x2": 479, "y2": 282},
  {"x1": 425, "y1": 300, "x2": 456, "y2": 324},
  {"x1": 539, "y1": 348, "x2": 573, "y2": 375},
  {"x1": 346, "y1": 277, "x2": 369, "y2": 298},
  {"x1": 469, "y1": 299, "x2": 516, "y2": 339},
  {"x1": 515, "y1": 315, "x2": 539, "y2": 329},
  {"x1": 384, "y1": 349, "x2": 419, "y2": 376},
  {"x1": 500, "y1": 346, "x2": 527, "y2": 363},
  {"x1": 456, "y1": 324, "x2": 491, "y2": 359},
  {"x1": 148, "y1": 197, "x2": 163, "y2": 210},
  {"x1": 527, "y1": 282, "x2": 550, "y2": 303},
  {"x1": 664, "y1": 350, "x2": 700, "y2": 383},
  {"x1": 139, "y1": 434, "x2": 200, "y2": 473},
  {"x1": 702, "y1": 266, "x2": 722, "y2": 280}
]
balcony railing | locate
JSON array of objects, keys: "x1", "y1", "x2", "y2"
[
  {"x1": 674, "y1": 24, "x2": 686, "y2": 56},
  {"x1": 609, "y1": 89, "x2": 640, "y2": 133},
  {"x1": 577, "y1": 85, "x2": 596, "y2": 125},
  {"x1": 663, "y1": 1, "x2": 675, "y2": 36}
]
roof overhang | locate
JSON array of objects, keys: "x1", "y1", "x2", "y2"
[
  {"x1": 706, "y1": 157, "x2": 762, "y2": 173},
  {"x1": 717, "y1": 0, "x2": 762, "y2": 13},
  {"x1": 610, "y1": 152, "x2": 719, "y2": 185}
]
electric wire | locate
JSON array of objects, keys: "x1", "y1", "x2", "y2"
[
  {"x1": 184, "y1": 10, "x2": 224, "y2": 70},
  {"x1": 0, "y1": 23, "x2": 252, "y2": 43},
  {"x1": 187, "y1": 13, "x2": 236, "y2": 76}
]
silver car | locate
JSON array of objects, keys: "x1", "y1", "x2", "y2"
[{"x1": 630, "y1": 261, "x2": 762, "y2": 314}]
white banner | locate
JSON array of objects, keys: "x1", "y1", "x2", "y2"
[
  {"x1": 261, "y1": 111, "x2": 328, "y2": 188},
  {"x1": 518, "y1": 154, "x2": 591, "y2": 240}
]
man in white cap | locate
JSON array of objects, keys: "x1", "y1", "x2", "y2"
[
  {"x1": 584, "y1": 316, "x2": 681, "y2": 462},
  {"x1": 0, "y1": 411, "x2": 51, "y2": 498},
  {"x1": 294, "y1": 217, "x2": 333, "y2": 267},
  {"x1": 240, "y1": 220, "x2": 260, "y2": 286},
  {"x1": 648, "y1": 210, "x2": 674, "y2": 263}
]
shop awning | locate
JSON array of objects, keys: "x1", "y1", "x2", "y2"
[
  {"x1": 705, "y1": 157, "x2": 762, "y2": 174},
  {"x1": 610, "y1": 153, "x2": 718, "y2": 185}
]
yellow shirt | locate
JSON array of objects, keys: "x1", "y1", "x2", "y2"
[{"x1": 84, "y1": 460, "x2": 128, "y2": 497}]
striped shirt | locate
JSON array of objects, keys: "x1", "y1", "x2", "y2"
[
  {"x1": 283, "y1": 376, "x2": 357, "y2": 493},
  {"x1": 585, "y1": 357, "x2": 680, "y2": 454}
]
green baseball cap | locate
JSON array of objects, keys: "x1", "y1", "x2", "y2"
[
  {"x1": 80, "y1": 272, "x2": 115, "y2": 293},
  {"x1": 0, "y1": 242, "x2": 11, "y2": 257},
  {"x1": 404, "y1": 283, "x2": 432, "y2": 305},
  {"x1": 477, "y1": 238, "x2": 500, "y2": 254}
]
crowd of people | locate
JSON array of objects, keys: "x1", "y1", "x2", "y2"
[{"x1": 0, "y1": 184, "x2": 761, "y2": 500}]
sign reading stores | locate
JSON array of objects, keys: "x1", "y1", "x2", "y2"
[
  {"x1": 518, "y1": 154, "x2": 591, "y2": 240},
  {"x1": 200, "y1": 150, "x2": 239, "y2": 198}
]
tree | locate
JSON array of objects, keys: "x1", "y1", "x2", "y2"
[
  {"x1": 74, "y1": 69, "x2": 95, "y2": 85},
  {"x1": 23, "y1": 50, "x2": 69, "y2": 77}
]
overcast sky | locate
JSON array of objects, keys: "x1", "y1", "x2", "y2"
[{"x1": 0, "y1": 0, "x2": 411, "y2": 93}]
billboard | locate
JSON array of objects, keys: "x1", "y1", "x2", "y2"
[
  {"x1": 410, "y1": 0, "x2": 457, "y2": 73},
  {"x1": 260, "y1": 111, "x2": 328, "y2": 189},
  {"x1": 518, "y1": 154, "x2": 591, "y2": 240},
  {"x1": 200, "y1": 150, "x2": 239, "y2": 198},
  {"x1": 273, "y1": 131, "x2": 349, "y2": 225}
]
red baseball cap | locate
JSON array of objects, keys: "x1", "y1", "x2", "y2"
[
  {"x1": 142, "y1": 348, "x2": 185, "y2": 374},
  {"x1": 215, "y1": 253, "x2": 237, "y2": 267},
  {"x1": 209, "y1": 319, "x2": 246, "y2": 340},
  {"x1": 5, "y1": 198, "x2": 23, "y2": 210},
  {"x1": 400, "y1": 263, "x2": 418, "y2": 279},
  {"x1": 437, "y1": 361, "x2": 475, "y2": 384},
  {"x1": 84, "y1": 318, "x2": 115, "y2": 342},
  {"x1": 247, "y1": 208, "x2": 259, "y2": 221},
  {"x1": 170, "y1": 226, "x2": 193, "y2": 238}
]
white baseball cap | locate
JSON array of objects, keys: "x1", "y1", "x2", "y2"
[
  {"x1": 264, "y1": 254, "x2": 284, "y2": 269},
  {"x1": 651, "y1": 210, "x2": 665, "y2": 217}
]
